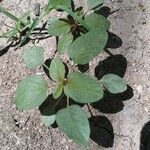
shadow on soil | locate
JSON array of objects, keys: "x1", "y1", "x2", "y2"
[
  {"x1": 92, "y1": 54, "x2": 134, "y2": 114},
  {"x1": 140, "y1": 121, "x2": 150, "y2": 150},
  {"x1": 89, "y1": 53, "x2": 133, "y2": 147},
  {"x1": 39, "y1": 94, "x2": 85, "y2": 128},
  {"x1": 89, "y1": 116, "x2": 114, "y2": 148}
]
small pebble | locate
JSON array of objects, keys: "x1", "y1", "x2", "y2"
[
  {"x1": 144, "y1": 107, "x2": 148, "y2": 112},
  {"x1": 16, "y1": 140, "x2": 20, "y2": 145},
  {"x1": 136, "y1": 85, "x2": 143, "y2": 93}
]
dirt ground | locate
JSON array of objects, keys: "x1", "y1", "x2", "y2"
[{"x1": 0, "y1": 0, "x2": 150, "y2": 150}]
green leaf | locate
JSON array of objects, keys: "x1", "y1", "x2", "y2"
[
  {"x1": 47, "y1": 17, "x2": 58, "y2": 25},
  {"x1": 58, "y1": 5, "x2": 91, "y2": 31},
  {"x1": 14, "y1": 75, "x2": 48, "y2": 110},
  {"x1": 41, "y1": 115, "x2": 56, "y2": 127},
  {"x1": 48, "y1": 18, "x2": 70, "y2": 36},
  {"x1": 64, "y1": 72, "x2": 103, "y2": 103},
  {"x1": 85, "y1": 13, "x2": 110, "y2": 30},
  {"x1": 87, "y1": 0, "x2": 104, "y2": 10},
  {"x1": 59, "y1": 0, "x2": 71, "y2": 8},
  {"x1": 46, "y1": 0, "x2": 71, "y2": 12},
  {"x1": 23, "y1": 46, "x2": 44, "y2": 69},
  {"x1": 0, "y1": 6, "x2": 19, "y2": 22},
  {"x1": 53, "y1": 83, "x2": 63, "y2": 99},
  {"x1": 49, "y1": 58, "x2": 65, "y2": 81},
  {"x1": 16, "y1": 12, "x2": 31, "y2": 30},
  {"x1": 46, "y1": 0, "x2": 61, "y2": 12},
  {"x1": 68, "y1": 29, "x2": 108, "y2": 64},
  {"x1": 58, "y1": 33, "x2": 73, "y2": 53},
  {"x1": 56, "y1": 105, "x2": 90, "y2": 145},
  {"x1": 100, "y1": 74, "x2": 127, "y2": 94}
]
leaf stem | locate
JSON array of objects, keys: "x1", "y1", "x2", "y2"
[
  {"x1": 52, "y1": 94, "x2": 64, "y2": 111},
  {"x1": 67, "y1": 96, "x2": 69, "y2": 107},
  {"x1": 87, "y1": 104, "x2": 94, "y2": 117},
  {"x1": 43, "y1": 63, "x2": 50, "y2": 71}
]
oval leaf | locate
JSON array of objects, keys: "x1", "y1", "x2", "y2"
[
  {"x1": 46, "y1": 0, "x2": 71, "y2": 12},
  {"x1": 59, "y1": 0, "x2": 71, "y2": 8},
  {"x1": 56, "y1": 105, "x2": 90, "y2": 145},
  {"x1": 58, "y1": 33, "x2": 73, "y2": 53},
  {"x1": 87, "y1": 0, "x2": 104, "y2": 10},
  {"x1": 41, "y1": 115, "x2": 56, "y2": 127},
  {"x1": 15, "y1": 75, "x2": 48, "y2": 110},
  {"x1": 53, "y1": 83, "x2": 63, "y2": 99},
  {"x1": 85, "y1": 13, "x2": 110, "y2": 30},
  {"x1": 64, "y1": 72, "x2": 103, "y2": 103},
  {"x1": 68, "y1": 29, "x2": 108, "y2": 64},
  {"x1": 48, "y1": 18, "x2": 70, "y2": 36},
  {"x1": 49, "y1": 58, "x2": 65, "y2": 81},
  {"x1": 100, "y1": 74, "x2": 127, "y2": 94},
  {"x1": 46, "y1": 0, "x2": 61, "y2": 12},
  {"x1": 23, "y1": 46, "x2": 44, "y2": 69}
]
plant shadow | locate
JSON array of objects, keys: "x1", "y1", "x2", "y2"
[
  {"x1": 94, "y1": 6, "x2": 111, "y2": 18},
  {"x1": 39, "y1": 94, "x2": 85, "y2": 128},
  {"x1": 0, "y1": 43, "x2": 13, "y2": 57},
  {"x1": 92, "y1": 54, "x2": 134, "y2": 113},
  {"x1": 95, "y1": 54, "x2": 127, "y2": 80},
  {"x1": 106, "y1": 31, "x2": 123, "y2": 49},
  {"x1": 0, "y1": 27, "x2": 49, "y2": 57},
  {"x1": 94, "y1": 6, "x2": 119, "y2": 18},
  {"x1": 91, "y1": 85, "x2": 133, "y2": 114},
  {"x1": 95, "y1": 6, "x2": 123, "y2": 50},
  {"x1": 140, "y1": 121, "x2": 150, "y2": 150},
  {"x1": 0, "y1": 37, "x2": 31, "y2": 57},
  {"x1": 89, "y1": 116, "x2": 114, "y2": 147},
  {"x1": 77, "y1": 63, "x2": 89, "y2": 73}
]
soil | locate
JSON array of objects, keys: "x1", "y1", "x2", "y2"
[{"x1": 0, "y1": 0, "x2": 150, "y2": 150}]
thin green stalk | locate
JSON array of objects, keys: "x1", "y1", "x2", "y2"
[
  {"x1": 43, "y1": 63, "x2": 50, "y2": 71},
  {"x1": 20, "y1": 17, "x2": 40, "y2": 45},
  {"x1": 20, "y1": 11, "x2": 49, "y2": 45},
  {"x1": 52, "y1": 94, "x2": 65, "y2": 111},
  {"x1": 0, "y1": 6, "x2": 19, "y2": 22},
  {"x1": 67, "y1": 96, "x2": 69, "y2": 107}
]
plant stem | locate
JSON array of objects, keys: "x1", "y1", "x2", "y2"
[
  {"x1": 0, "y1": 6, "x2": 19, "y2": 22},
  {"x1": 67, "y1": 96, "x2": 69, "y2": 107},
  {"x1": 104, "y1": 48, "x2": 113, "y2": 56},
  {"x1": 87, "y1": 104, "x2": 94, "y2": 117},
  {"x1": 52, "y1": 94, "x2": 64, "y2": 111},
  {"x1": 43, "y1": 63, "x2": 50, "y2": 71},
  {"x1": 57, "y1": 5, "x2": 91, "y2": 31}
]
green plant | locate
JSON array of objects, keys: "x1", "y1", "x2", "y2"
[
  {"x1": 0, "y1": 6, "x2": 34, "y2": 43},
  {"x1": 11, "y1": 0, "x2": 128, "y2": 146}
]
